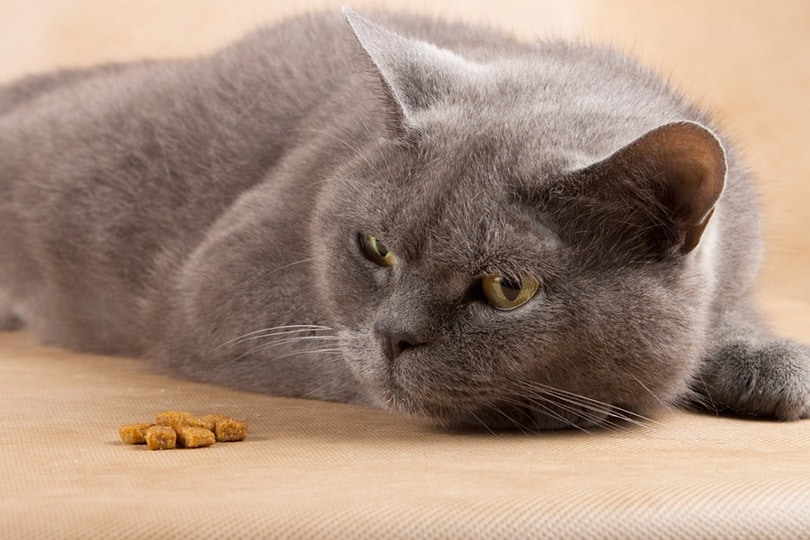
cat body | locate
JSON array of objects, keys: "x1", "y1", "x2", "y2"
[{"x1": 1, "y1": 9, "x2": 807, "y2": 429}]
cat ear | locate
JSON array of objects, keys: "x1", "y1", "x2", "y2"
[
  {"x1": 578, "y1": 121, "x2": 727, "y2": 255},
  {"x1": 342, "y1": 7, "x2": 476, "y2": 130}
]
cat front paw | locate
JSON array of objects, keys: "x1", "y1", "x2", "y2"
[{"x1": 698, "y1": 339, "x2": 810, "y2": 420}]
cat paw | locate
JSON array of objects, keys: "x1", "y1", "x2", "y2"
[{"x1": 698, "y1": 339, "x2": 810, "y2": 420}]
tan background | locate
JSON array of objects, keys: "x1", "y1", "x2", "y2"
[{"x1": 2, "y1": 0, "x2": 809, "y2": 537}]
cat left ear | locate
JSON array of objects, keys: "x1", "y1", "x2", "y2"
[
  {"x1": 579, "y1": 121, "x2": 727, "y2": 255},
  {"x1": 342, "y1": 7, "x2": 477, "y2": 131}
]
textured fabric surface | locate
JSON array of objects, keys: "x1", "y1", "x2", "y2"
[
  {"x1": 2, "y1": 331, "x2": 810, "y2": 538},
  {"x1": 2, "y1": 0, "x2": 810, "y2": 538}
]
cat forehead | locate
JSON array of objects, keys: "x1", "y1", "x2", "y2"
[
  {"x1": 405, "y1": 54, "x2": 678, "y2": 170},
  {"x1": 351, "y1": 109, "x2": 566, "y2": 274},
  {"x1": 379, "y1": 163, "x2": 559, "y2": 275}
]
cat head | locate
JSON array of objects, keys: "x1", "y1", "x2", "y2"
[{"x1": 312, "y1": 9, "x2": 727, "y2": 429}]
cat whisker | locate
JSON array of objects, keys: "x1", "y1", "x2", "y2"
[
  {"x1": 484, "y1": 401, "x2": 538, "y2": 434},
  {"x1": 687, "y1": 374, "x2": 722, "y2": 415},
  {"x1": 232, "y1": 335, "x2": 341, "y2": 362},
  {"x1": 515, "y1": 380, "x2": 657, "y2": 428},
  {"x1": 212, "y1": 340, "x2": 342, "y2": 379},
  {"x1": 536, "y1": 391, "x2": 649, "y2": 430},
  {"x1": 492, "y1": 391, "x2": 592, "y2": 433},
  {"x1": 273, "y1": 348, "x2": 342, "y2": 361},
  {"x1": 465, "y1": 409, "x2": 499, "y2": 435},
  {"x1": 521, "y1": 393, "x2": 614, "y2": 431},
  {"x1": 223, "y1": 328, "x2": 334, "y2": 350},
  {"x1": 257, "y1": 257, "x2": 318, "y2": 280},
  {"x1": 216, "y1": 324, "x2": 333, "y2": 350},
  {"x1": 619, "y1": 369, "x2": 671, "y2": 410},
  {"x1": 521, "y1": 385, "x2": 620, "y2": 422},
  {"x1": 489, "y1": 378, "x2": 653, "y2": 430},
  {"x1": 225, "y1": 323, "x2": 332, "y2": 338}
]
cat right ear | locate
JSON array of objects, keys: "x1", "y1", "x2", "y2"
[
  {"x1": 559, "y1": 121, "x2": 727, "y2": 258},
  {"x1": 342, "y1": 7, "x2": 478, "y2": 132}
]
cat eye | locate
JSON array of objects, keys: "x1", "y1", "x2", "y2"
[
  {"x1": 359, "y1": 233, "x2": 395, "y2": 267},
  {"x1": 481, "y1": 274, "x2": 539, "y2": 310}
]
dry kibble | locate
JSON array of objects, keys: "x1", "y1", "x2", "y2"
[
  {"x1": 176, "y1": 426, "x2": 216, "y2": 448},
  {"x1": 118, "y1": 423, "x2": 154, "y2": 445},
  {"x1": 145, "y1": 426, "x2": 177, "y2": 450},
  {"x1": 120, "y1": 412, "x2": 248, "y2": 450},
  {"x1": 197, "y1": 414, "x2": 229, "y2": 431},
  {"x1": 215, "y1": 419, "x2": 248, "y2": 442},
  {"x1": 155, "y1": 410, "x2": 196, "y2": 432}
]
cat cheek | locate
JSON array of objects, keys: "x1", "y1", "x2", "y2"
[
  {"x1": 367, "y1": 267, "x2": 392, "y2": 288},
  {"x1": 315, "y1": 280, "x2": 367, "y2": 330},
  {"x1": 337, "y1": 330, "x2": 404, "y2": 405}
]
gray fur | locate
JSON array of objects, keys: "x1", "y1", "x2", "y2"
[{"x1": 1, "y1": 9, "x2": 807, "y2": 429}]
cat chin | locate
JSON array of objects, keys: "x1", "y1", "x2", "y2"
[
  {"x1": 362, "y1": 377, "x2": 622, "y2": 432},
  {"x1": 377, "y1": 395, "x2": 618, "y2": 432},
  {"x1": 448, "y1": 406, "x2": 612, "y2": 432},
  {"x1": 364, "y1": 374, "x2": 657, "y2": 432}
]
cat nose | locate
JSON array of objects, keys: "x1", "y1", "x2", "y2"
[{"x1": 374, "y1": 324, "x2": 424, "y2": 361}]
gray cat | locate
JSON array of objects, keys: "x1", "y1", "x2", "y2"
[{"x1": 1, "y1": 9, "x2": 808, "y2": 430}]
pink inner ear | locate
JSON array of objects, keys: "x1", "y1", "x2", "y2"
[
  {"x1": 617, "y1": 121, "x2": 727, "y2": 253},
  {"x1": 644, "y1": 122, "x2": 727, "y2": 223}
]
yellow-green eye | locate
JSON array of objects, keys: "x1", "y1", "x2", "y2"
[
  {"x1": 360, "y1": 234, "x2": 395, "y2": 267},
  {"x1": 481, "y1": 274, "x2": 539, "y2": 310}
]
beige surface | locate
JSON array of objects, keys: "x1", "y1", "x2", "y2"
[
  {"x1": 3, "y1": 331, "x2": 810, "y2": 538},
  {"x1": 2, "y1": 0, "x2": 810, "y2": 537}
]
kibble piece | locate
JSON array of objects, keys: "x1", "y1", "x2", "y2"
[
  {"x1": 155, "y1": 410, "x2": 196, "y2": 431},
  {"x1": 119, "y1": 412, "x2": 248, "y2": 451},
  {"x1": 196, "y1": 414, "x2": 229, "y2": 431},
  {"x1": 145, "y1": 426, "x2": 177, "y2": 450},
  {"x1": 118, "y1": 423, "x2": 154, "y2": 445},
  {"x1": 215, "y1": 419, "x2": 248, "y2": 442},
  {"x1": 176, "y1": 426, "x2": 216, "y2": 448}
]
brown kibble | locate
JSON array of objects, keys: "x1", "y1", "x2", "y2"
[
  {"x1": 215, "y1": 418, "x2": 248, "y2": 442},
  {"x1": 176, "y1": 426, "x2": 216, "y2": 448},
  {"x1": 145, "y1": 426, "x2": 177, "y2": 450},
  {"x1": 155, "y1": 410, "x2": 196, "y2": 431},
  {"x1": 196, "y1": 414, "x2": 229, "y2": 431},
  {"x1": 118, "y1": 423, "x2": 154, "y2": 445},
  {"x1": 121, "y1": 412, "x2": 247, "y2": 450}
]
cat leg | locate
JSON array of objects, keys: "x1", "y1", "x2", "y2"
[{"x1": 696, "y1": 303, "x2": 810, "y2": 420}]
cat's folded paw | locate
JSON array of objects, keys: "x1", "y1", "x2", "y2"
[{"x1": 698, "y1": 339, "x2": 810, "y2": 420}]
